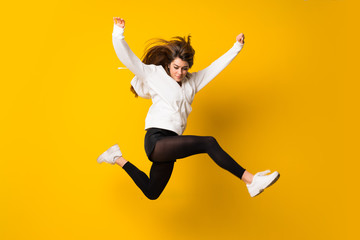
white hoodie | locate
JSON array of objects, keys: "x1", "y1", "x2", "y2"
[{"x1": 112, "y1": 24, "x2": 244, "y2": 135}]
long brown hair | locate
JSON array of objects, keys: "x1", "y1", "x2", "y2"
[{"x1": 130, "y1": 35, "x2": 195, "y2": 97}]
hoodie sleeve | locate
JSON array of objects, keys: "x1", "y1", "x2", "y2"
[
  {"x1": 191, "y1": 41, "x2": 244, "y2": 93},
  {"x1": 112, "y1": 24, "x2": 154, "y2": 79}
]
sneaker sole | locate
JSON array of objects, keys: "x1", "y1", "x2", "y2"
[
  {"x1": 97, "y1": 147, "x2": 112, "y2": 163},
  {"x1": 252, "y1": 173, "x2": 280, "y2": 197},
  {"x1": 97, "y1": 144, "x2": 120, "y2": 164},
  {"x1": 97, "y1": 151, "x2": 108, "y2": 163}
]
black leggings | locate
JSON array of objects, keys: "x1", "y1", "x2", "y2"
[{"x1": 122, "y1": 135, "x2": 246, "y2": 200}]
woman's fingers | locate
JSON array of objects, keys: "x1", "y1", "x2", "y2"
[
  {"x1": 113, "y1": 17, "x2": 125, "y2": 28},
  {"x1": 236, "y1": 33, "x2": 245, "y2": 43}
]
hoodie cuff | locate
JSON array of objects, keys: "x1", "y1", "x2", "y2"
[
  {"x1": 112, "y1": 23, "x2": 125, "y2": 39},
  {"x1": 234, "y1": 41, "x2": 244, "y2": 51}
]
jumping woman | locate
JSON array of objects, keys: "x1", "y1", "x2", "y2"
[{"x1": 97, "y1": 17, "x2": 280, "y2": 199}]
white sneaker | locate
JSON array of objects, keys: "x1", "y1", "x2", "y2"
[
  {"x1": 246, "y1": 170, "x2": 280, "y2": 197},
  {"x1": 97, "y1": 144, "x2": 122, "y2": 164}
]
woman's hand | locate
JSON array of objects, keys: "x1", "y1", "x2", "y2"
[
  {"x1": 236, "y1": 33, "x2": 245, "y2": 44},
  {"x1": 113, "y1": 17, "x2": 125, "y2": 28}
]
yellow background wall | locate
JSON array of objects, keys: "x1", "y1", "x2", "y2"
[{"x1": 1, "y1": 0, "x2": 357, "y2": 239}]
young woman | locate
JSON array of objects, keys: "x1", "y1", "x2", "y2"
[{"x1": 97, "y1": 17, "x2": 280, "y2": 199}]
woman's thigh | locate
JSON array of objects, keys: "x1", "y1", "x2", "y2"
[{"x1": 150, "y1": 135, "x2": 214, "y2": 162}]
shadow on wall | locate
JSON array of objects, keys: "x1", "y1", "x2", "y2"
[
  {"x1": 180, "y1": 79, "x2": 281, "y2": 196},
  {"x1": 157, "y1": 83, "x2": 277, "y2": 233},
  {"x1": 113, "y1": 75, "x2": 285, "y2": 235}
]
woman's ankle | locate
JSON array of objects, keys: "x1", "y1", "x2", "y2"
[
  {"x1": 242, "y1": 171, "x2": 254, "y2": 185},
  {"x1": 115, "y1": 156, "x2": 128, "y2": 167}
]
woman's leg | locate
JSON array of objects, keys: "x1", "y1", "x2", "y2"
[
  {"x1": 112, "y1": 134, "x2": 278, "y2": 198},
  {"x1": 150, "y1": 135, "x2": 249, "y2": 181},
  {"x1": 115, "y1": 157, "x2": 174, "y2": 200}
]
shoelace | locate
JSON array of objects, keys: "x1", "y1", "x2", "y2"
[
  {"x1": 256, "y1": 170, "x2": 271, "y2": 176},
  {"x1": 247, "y1": 170, "x2": 272, "y2": 187}
]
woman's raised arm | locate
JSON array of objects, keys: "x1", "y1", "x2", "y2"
[
  {"x1": 112, "y1": 17, "x2": 151, "y2": 79},
  {"x1": 191, "y1": 33, "x2": 245, "y2": 93}
]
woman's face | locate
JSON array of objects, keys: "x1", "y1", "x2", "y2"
[{"x1": 168, "y1": 57, "x2": 189, "y2": 83}]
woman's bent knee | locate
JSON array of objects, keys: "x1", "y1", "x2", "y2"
[
  {"x1": 145, "y1": 191, "x2": 161, "y2": 200},
  {"x1": 205, "y1": 136, "x2": 218, "y2": 146}
]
